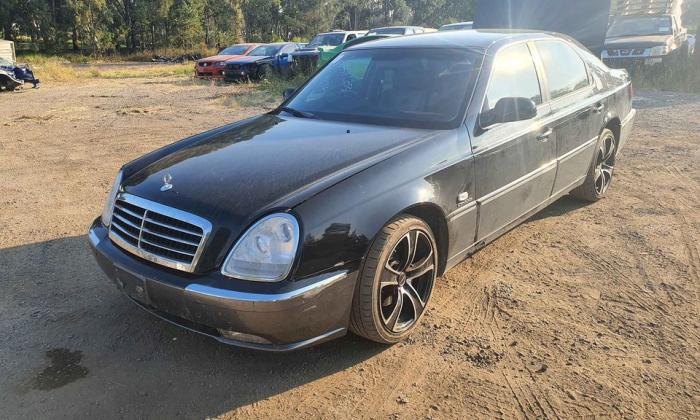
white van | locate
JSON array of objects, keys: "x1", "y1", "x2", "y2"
[{"x1": 0, "y1": 40, "x2": 16, "y2": 64}]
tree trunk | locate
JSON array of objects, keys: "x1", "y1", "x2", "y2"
[{"x1": 72, "y1": 26, "x2": 79, "y2": 51}]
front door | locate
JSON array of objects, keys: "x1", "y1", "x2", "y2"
[{"x1": 470, "y1": 42, "x2": 556, "y2": 243}]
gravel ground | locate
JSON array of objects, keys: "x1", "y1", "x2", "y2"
[{"x1": 0, "y1": 77, "x2": 698, "y2": 419}]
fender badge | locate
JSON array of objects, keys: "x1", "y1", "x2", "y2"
[{"x1": 161, "y1": 174, "x2": 173, "y2": 192}]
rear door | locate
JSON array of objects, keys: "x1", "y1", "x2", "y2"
[
  {"x1": 532, "y1": 40, "x2": 603, "y2": 196},
  {"x1": 470, "y1": 42, "x2": 556, "y2": 243}
]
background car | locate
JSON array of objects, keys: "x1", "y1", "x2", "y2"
[
  {"x1": 438, "y1": 21, "x2": 473, "y2": 31},
  {"x1": 317, "y1": 34, "x2": 393, "y2": 66},
  {"x1": 195, "y1": 43, "x2": 259, "y2": 78},
  {"x1": 223, "y1": 42, "x2": 301, "y2": 80},
  {"x1": 291, "y1": 30, "x2": 367, "y2": 73},
  {"x1": 367, "y1": 26, "x2": 427, "y2": 36}
]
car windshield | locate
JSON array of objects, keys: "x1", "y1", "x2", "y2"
[
  {"x1": 307, "y1": 33, "x2": 346, "y2": 48},
  {"x1": 219, "y1": 45, "x2": 250, "y2": 55},
  {"x1": 607, "y1": 16, "x2": 673, "y2": 37},
  {"x1": 368, "y1": 28, "x2": 407, "y2": 35},
  {"x1": 249, "y1": 45, "x2": 282, "y2": 56},
  {"x1": 284, "y1": 48, "x2": 482, "y2": 129}
]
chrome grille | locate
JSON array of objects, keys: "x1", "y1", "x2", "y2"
[{"x1": 108, "y1": 193, "x2": 212, "y2": 273}]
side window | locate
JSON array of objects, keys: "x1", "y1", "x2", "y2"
[
  {"x1": 346, "y1": 34, "x2": 356, "y2": 41},
  {"x1": 536, "y1": 41, "x2": 589, "y2": 100},
  {"x1": 484, "y1": 43, "x2": 542, "y2": 112}
]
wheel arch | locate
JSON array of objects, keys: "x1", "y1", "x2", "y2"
[
  {"x1": 604, "y1": 116, "x2": 622, "y2": 159},
  {"x1": 402, "y1": 203, "x2": 450, "y2": 277},
  {"x1": 605, "y1": 117, "x2": 621, "y2": 143}
]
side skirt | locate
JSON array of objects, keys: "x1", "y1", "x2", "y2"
[{"x1": 444, "y1": 175, "x2": 586, "y2": 273}]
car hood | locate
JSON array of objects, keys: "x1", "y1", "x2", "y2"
[
  {"x1": 199, "y1": 54, "x2": 246, "y2": 63},
  {"x1": 604, "y1": 35, "x2": 671, "y2": 49},
  {"x1": 225, "y1": 55, "x2": 268, "y2": 64},
  {"x1": 123, "y1": 114, "x2": 439, "y2": 232}
]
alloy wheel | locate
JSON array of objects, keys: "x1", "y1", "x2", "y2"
[
  {"x1": 379, "y1": 230, "x2": 436, "y2": 333},
  {"x1": 594, "y1": 133, "x2": 616, "y2": 195}
]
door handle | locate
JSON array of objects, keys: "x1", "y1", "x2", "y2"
[
  {"x1": 592, "y1": 103, "x2": 605, "y2": 114},
  {"x1": 537, "y1": 128, "x2": 553, "y2": 142}
]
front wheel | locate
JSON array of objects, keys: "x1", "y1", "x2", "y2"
[
  {"x1": 570, "y1": 128, "x2": 616, "y2": 202},
  {"x1": 350, "y1": 215, "x2": 437, "y2": 344}
]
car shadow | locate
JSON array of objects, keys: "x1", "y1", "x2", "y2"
[
  {"x1": 0, "y1": 235, "x2": 387, "y2": 418},
  {"x1": 527, "y1": 195, "x2": 592, "y2": 223}
]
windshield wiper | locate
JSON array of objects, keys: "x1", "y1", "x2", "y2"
[{"x1": 278, "y1": 106, "x2": 318, "y2": 119}]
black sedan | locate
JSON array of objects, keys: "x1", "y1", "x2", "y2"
[
  {"x1": 89, "y1": 31, "x2": 636, "y2": 351},
  {"x1": 223, "y1": 42, "x2": 300, "y2": 80}
]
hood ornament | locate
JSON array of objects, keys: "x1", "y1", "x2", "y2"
[{"x1": 161, "y1": 174, "x2": 173, "y2": 192}]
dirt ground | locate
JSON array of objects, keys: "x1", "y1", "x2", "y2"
[{"x1": 1, "y1": 75, "x2": 698, "y2": 419}]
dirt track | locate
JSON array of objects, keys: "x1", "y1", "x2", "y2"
[{"x1": 1, "y1": 76, "x2": 698, "y2": 419}]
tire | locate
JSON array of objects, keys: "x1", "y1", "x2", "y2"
[
  {"x1": 350, "y1": 215, "x2": 438, "y2": 344},
  {"x1": 257, "y1": 64, "x2": 272, "y2": 81},
  {"x1": 0, "y1": 77, "x2": 17, "y2": 92},
  {"x1": 570, "y1": 128, "x2": 617, "y2": 202}
]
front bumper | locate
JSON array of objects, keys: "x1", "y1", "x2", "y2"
[
  {"x1": 223, "y1": 67, "x2": 254, "y2": 80},
  {"x1": 88, "y1": 219, "x2": 357, "y2": 351},
  {"x1": 195, "y1": 66, "x2": 225, "y2": 78}
]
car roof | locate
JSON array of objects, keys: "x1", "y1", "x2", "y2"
[
  {"x1": 319, "y1": 30, "x2": 366, "y2": 35},
  {"x1": 348, "y1": 30, "x2": 561, "y2": 52},
  {"x1": 441, "y1": 21, "x2": 473, "y2": 27},
  {"x1": 370, "y1": 26, "x2": 421, "y2": 30}
]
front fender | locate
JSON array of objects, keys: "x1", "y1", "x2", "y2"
[{"x1": 293, "y1": 127, "x2": 474, "y2": 278}]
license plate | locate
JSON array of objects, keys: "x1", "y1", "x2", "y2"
[
  {"x1": 645, "y1": 58, "x2": 663, "y2": 65},
  {"x1": 114, "y1": 265, "x2": 149, "y2": 304}
]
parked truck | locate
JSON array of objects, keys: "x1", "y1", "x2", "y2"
[
  {"x1": 601, "y1": 0, "x2": 693, "y2": 67},
  {"x1": 0, "y1": 40, "x2": 40, "y2": 91}
]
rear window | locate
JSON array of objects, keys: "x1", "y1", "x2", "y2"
[
  {"x1": 535, "y1": 40, "x2": 589, "y2": 100},
  {"x1": 219, "y1": 45, "x2": 250, "y2": 55}
]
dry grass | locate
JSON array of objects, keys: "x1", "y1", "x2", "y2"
[
  {"x1": 630, "y1": 56, "x2": 700, "y2": 93},
  {"x1": 16, "y1": 55, "x2": 194, "y2": 82}
]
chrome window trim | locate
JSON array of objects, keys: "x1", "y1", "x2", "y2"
[{"x1": 108, "y1": 192, "x2": 212, "y2": 273}]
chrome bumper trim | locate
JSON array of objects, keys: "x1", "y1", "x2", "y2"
[
  {"x1": 185, "y1": 271, "x2": 348, "y2": 304},
  {"x1": 88, "y1": 227, "x2": 101, "y2": 247}
]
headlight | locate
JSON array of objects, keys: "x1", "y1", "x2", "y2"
[
  {"x1": 215, "y1": 61, "x2": 226, "y2": 66},
  {"x1": 650, "y1": 46, "x2": 669, "y2": 56},
  {"x1": 221, "y1": 213, "x2": 300, "y2": 282},
  {"x1": 101, "y1": 170, "x2": 123, "y2": 227}
]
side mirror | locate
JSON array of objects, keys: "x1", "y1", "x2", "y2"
[
  {"x1": 282, "y1": 87, "x2": 297, "y2": 100},
  {"x1": 480, "y1": 97, "x2": 537, "y2": 128}
]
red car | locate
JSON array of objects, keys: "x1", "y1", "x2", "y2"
[{"x1": 195, "y1": 44, "x2": 259, "y2": 78}]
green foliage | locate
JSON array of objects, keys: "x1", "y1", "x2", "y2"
[{"x1": 1, "y1": 0, "x2": 477, "y2": 55}]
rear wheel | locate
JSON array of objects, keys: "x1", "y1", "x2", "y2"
[
  {"x1": 350, "y1": 215, "x2": 437, "y2": 344},
  {"x1": 570, "y1": 128, "x2": 616, "y2": 202}
]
